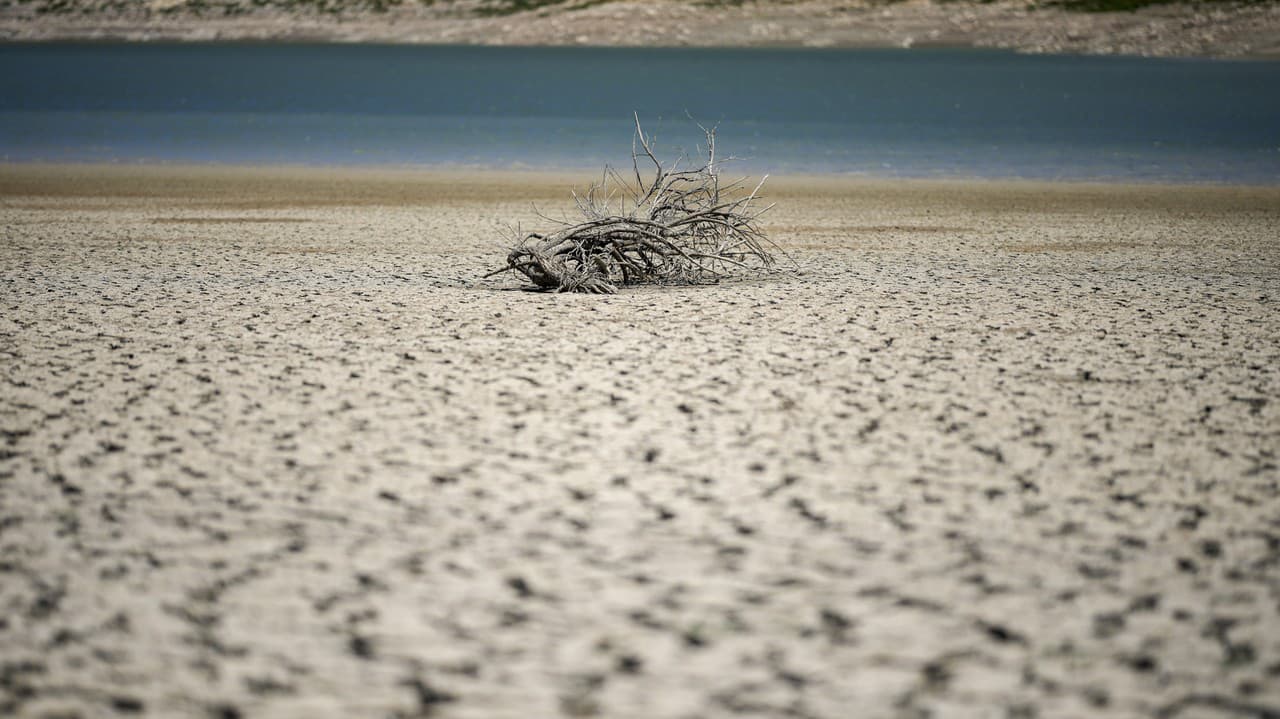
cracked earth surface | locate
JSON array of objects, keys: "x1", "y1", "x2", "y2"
[{"x1": 1, "y1": 166, "x2": 1278, "y2": 718}]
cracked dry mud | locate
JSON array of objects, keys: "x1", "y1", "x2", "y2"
[{"x1": 1, "y1": 165, "x2": 1278, "y2": 718}]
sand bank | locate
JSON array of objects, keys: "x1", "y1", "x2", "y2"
[{"x1": 2, "y1": 163, "x2": 1278, "y2": 717}]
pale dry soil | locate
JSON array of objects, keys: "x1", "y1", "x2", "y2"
[{"x1": 1, "y1": 164, "x2": 1278, "y2": 718}]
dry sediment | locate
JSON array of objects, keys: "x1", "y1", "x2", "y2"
[
  {"x1": 2, "y1": 0, "x2": 1279, "y2": 58},
  {"x1": 1, "y1": 164, "x2": 1279, "y2": 717}
]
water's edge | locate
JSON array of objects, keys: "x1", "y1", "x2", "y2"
[{"x1": 3, "y1": 44, "x2": 1278, "y2": 184}]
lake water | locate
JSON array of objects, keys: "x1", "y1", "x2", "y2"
[{"x1": 2, "y1": 43, "x2": 1278, "y2": 183}]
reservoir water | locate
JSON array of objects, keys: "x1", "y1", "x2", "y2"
[{"x1": 1, "y1": 43, "x2": 1277, "y2": 183}]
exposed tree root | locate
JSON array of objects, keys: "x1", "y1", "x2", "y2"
[{"x1": 490, "y1": 116, "x2": 787, "y2": 294}]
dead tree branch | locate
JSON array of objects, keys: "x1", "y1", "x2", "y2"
[{"x1": 488, "y1": 116, "x2": 785, "y2": 294}]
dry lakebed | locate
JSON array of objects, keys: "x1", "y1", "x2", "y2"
[{"x1": 1, "y1": 164, "x2": 1279, "y2": 717}]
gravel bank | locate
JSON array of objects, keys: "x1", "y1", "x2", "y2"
[{"x1": 3, "y1": 0, "x2": 1280, "y2": 57}]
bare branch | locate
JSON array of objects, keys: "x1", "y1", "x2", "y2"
[{"x1": 488, "y1": 118, "x2": 786, "y2": 294}]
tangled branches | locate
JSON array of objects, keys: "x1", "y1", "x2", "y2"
[{"x1": 489, "y1": 116, "x2": 785, "y2": 294}]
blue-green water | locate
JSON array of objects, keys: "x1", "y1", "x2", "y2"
[{"x1": 2, "y1": 43, "x2": 1277, "y2": 182}]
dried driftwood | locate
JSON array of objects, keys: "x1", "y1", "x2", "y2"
[{"x1": 488, "y1": 116, "x2": 784, "y2": 294}]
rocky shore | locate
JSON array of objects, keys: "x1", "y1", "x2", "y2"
[{"x1": 2, "y1": 0, "x2": 1279, "y2": 58}]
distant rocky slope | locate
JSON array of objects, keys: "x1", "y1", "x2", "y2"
[{"x1": 2, "y1": 0, "x2": 1278, "y2": 57}]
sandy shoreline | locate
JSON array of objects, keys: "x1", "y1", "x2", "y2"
[
  {"x1": 3, "y1": 0, "x2": 1280, "y2": 58},
  {"x1": 2, "y1": 163, "x2": 1279, "y2": 717}
]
